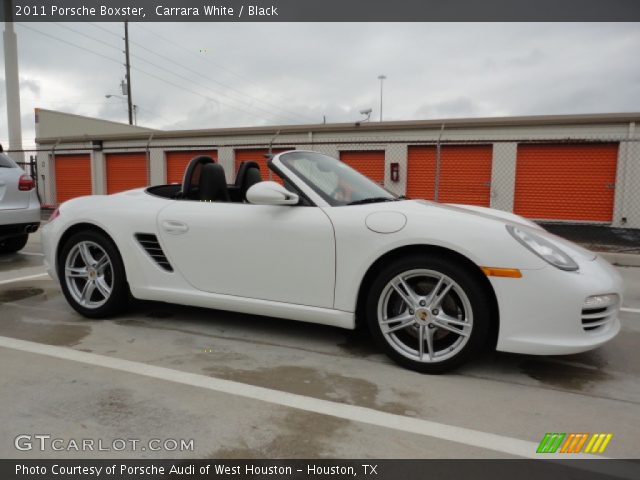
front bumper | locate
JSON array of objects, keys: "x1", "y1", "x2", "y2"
[
  {"x1": 493, "y1": 255, "x2": 622, "y2": 355},
  {"x1": 41, "y1": 221, "x2": 58, "y2": 283}
]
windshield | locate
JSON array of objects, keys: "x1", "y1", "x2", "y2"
[{"x1": 279, "y1": 151, "x2": 396, "y2": 206}]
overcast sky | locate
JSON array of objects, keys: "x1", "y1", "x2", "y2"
[{"x1": 1, "y1": 22, "x2": 639, "y2": 149}]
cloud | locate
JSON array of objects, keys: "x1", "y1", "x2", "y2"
[
  {"x1": 0, "y1": 22, "x2": 639, "y2": 149},
  {"x1": 414, "y1": 97, "x2": 483, "y2": 119},
  {"x1": 20, "y1": 78, "x2": 41, "y2": 96}
]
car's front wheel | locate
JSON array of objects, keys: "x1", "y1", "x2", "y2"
[
  {"x1": 366, "y1": 254, "x2": 491, "y2": 373},
  {"x1": 58, "y1": 230, "x2": 129, "y2": 318}
]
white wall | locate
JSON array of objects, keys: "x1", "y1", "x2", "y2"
[
  {"x1": 612, "y1": 123, "x2": 640, "y2": 228},
  {"x1": 489, "y1": 143, "x2": 517, "y2": 212}
]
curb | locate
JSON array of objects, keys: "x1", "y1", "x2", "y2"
[{"x1": 598, "y1": 252, "x2": 640, "y2": 267}]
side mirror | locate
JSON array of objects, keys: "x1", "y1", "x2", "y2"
[{"x1": 246, "y1": 181, "x2": 299, "y2": 206}]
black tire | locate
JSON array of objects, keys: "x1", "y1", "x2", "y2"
[
  {"x1": 0, "y1": 234, "x2": 28, "y2": 254},
  {"x1": 58, "y1": 230, "x2": 130, "y2": 318},
  {"x1": 366, "y1": 254, "x2": 491, "y2": 374}
]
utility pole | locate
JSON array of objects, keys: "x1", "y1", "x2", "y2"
[
  {"x1": 3, "y1": 0, "x2": 25, "y2": 162},
  {"x1": 124, "y1": 21, "x2": 133, "y2": 125},
  {"x1": 377, "y1": 74, "x2": 387, "y2": 122}
]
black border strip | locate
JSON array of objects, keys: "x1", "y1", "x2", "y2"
[{"x1": 4, "y1": 0, "x2": 640, "y2": 22}]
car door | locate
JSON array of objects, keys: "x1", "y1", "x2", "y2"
[{"x1": 157, "y1": 201, "x2": 336, "y2": 308}]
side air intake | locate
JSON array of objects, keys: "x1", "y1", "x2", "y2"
[{"x1": 135, "y1": 233, "x2": 173, "y2": 272}]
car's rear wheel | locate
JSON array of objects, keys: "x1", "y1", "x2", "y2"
[
  {"x1": 59, "y1": 230, "x2": 129, "y2": 318},
  {"x1": 366, "y1": 254, "x2": 491, "y2": 373},
  {"x1": 0, "y1": 234, "x2": 28, "y2": 254}
]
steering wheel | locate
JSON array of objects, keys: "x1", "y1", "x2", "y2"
[{"x1": 180, "y1": 156, "x2": 215, "y2": 199}]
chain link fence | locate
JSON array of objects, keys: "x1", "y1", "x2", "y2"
[{"x1": 10, "y1": 133, "x2": 640, "y2": 253}]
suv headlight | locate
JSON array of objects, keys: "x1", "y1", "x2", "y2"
[{"x1": 507, "y1": 225, "x2": 579, "y2": 271}]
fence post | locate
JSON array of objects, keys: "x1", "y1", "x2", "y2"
[
  {"x1": 145, "y1": 134, "x2": 154, "y2": 186},
  {"x1": 29, "y1": 154, "x2": 43, "y2": 205},
  {"x1": 433, "y1": 123, "x2": 445, "y2": 202}
]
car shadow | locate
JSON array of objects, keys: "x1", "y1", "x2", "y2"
[
  {"x1": 121, "y1": 298, "x2": 379, "y2": 359},
  {"x1": 115, "y1": 299, "x2": 635, "y2": 397}
]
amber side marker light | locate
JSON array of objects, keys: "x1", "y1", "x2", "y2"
[{"x1": 481, "y1": 267, "x2": 523, "y2": 278}]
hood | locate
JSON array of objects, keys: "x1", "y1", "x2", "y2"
[
  {"x1": 439, "y1": 202, "x2": 544, "y2": 230},
  {"x1": 426, "y1": 201, "x2": 596, "y2": 262},
  {"x1": 354, "y1": 199, "x2": 540, "y2": 230}
]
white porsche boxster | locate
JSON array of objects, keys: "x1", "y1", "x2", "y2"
[{"x1": 42, "y1": 151, "x2": 622, "y2": 373}]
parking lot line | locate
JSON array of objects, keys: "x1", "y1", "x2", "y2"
[
  {"x1": 0, "y1": 335, "x2": 606, "y2": 461},
  {"x1": 0, "y1": 272, "x2": 49, "y2": 286},
  {"x1": 620, "y1": 308, "x2": 640, "y2": 314}
]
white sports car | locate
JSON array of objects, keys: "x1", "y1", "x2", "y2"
[{"x1": 42, "y1": 151, "x2": 622, "y2": 373}]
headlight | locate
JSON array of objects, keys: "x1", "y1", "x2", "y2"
[{"x1": 507, "y1": 225, "x2": 579, "y2": 271}]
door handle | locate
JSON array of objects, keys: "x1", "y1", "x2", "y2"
[{"x1": 162, "y1": 220, "x2": 189, "y2": 235}]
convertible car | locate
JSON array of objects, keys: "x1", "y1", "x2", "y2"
[{"x1": 42, "y1": 151, "x2": 622, "y2": 373}]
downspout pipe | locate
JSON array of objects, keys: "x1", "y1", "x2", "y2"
[{"x1": 433, "y1": 123, "x2": 445, "y2": 202}]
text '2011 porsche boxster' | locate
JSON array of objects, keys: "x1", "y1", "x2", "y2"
[{"x1": 42, "y1": 151, "x2": 622, "y2": 373}]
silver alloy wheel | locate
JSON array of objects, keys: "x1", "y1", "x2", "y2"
[
  {"x1": 377, "y1": 269, "x2": 473, "y2": 363},
  {"x1": 64, "y1": 241, "x2": 113, "y2": 309}
]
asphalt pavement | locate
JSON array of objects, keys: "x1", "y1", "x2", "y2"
[{"x1": 0, "y1": 231, "x2": 639, "y2": 460}]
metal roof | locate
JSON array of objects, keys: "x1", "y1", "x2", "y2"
[{"x1": 35, "y1": 110, "x2": 640, "y2": 144}]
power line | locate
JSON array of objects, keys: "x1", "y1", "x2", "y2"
[
  {"x1": 134, "y1": 24, "x2": 302, "y2": 107},
  {"x1": 132, "y1": 23, "x2": 317, "y2": 123},
  {"x1": 52, "y1": 22, "x2": 296, "y2": 124},
  {"x1": 130, "y1": 40, "x2": 307, "y2": 124},
  {"x1": 52, "y1": 22, "x2": 122, "y2": 53},
  {"x1": 34, "y1": 102, "x2": 112, "y2": 105},
  {"x1": 86, "y1": 22, "x2": 122, "y2": 40},
  {"x1": 89, "y1": 22, "x2": 313, "y2": 123},
  {"x1": 132, "y1": 65, "x2": 283, "y2": 124},
  {"x1": 17, "y1": 24, "x2": 295, "y2": 125},
  {"x1": 129, "y1": 52, "x2": 295, "y2": 124},
  {"x1": 17, "y1": 23, "x2": 123, "y2": 66}
]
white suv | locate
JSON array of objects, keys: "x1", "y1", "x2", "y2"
[{"x1": 0, "y1": 152, "x2": 41, "y2": 253}]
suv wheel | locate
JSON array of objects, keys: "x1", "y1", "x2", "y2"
[{"x1": 0, "y1": 234, "x2": 28, "y2": 254}]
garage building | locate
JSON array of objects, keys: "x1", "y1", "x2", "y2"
[{"x1": 34, "y1": 109, "x2": 640, "y2": 229}]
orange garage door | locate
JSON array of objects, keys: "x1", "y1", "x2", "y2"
[
  {"x1": 55, "y1": 154, "x2": 92, "y2": 204},
  {"x1": 340, "y1": 151, "x2": 385, "y2": 185},
  {"x1": 166, "y1": 150, "x2": 217, "y2": 184},
  {"x1": 234, "y1": 148, "x2": 291, "y2": 183},
  {"x1": 106, "y1": 153, "x2": 148, "y2": 194},
  {"x1": 514, "y1": 144, "x2": 618, "y2": 222},
  {"x1": 407, "y1": 145, "x2": 493, "y2": 206}
]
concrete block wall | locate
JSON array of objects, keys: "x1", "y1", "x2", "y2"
[
  {"x1": 385, "y1": 144, "x2": 407, "y2": 197},
  {"x1": 38, "y1": 121, "x2": 640, "y2": 228}
]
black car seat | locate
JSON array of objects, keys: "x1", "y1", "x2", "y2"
[
  {"x1": 180, "y1": 155, "x2": 215, "y2": 199},
  {"x1": 234, "y1": 161, "x2": 263, "y2": 201},
  {"x1": 199, "y1": 163, "x2": 230, "y2": 202}
]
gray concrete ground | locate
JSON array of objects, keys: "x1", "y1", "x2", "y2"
[{"x1": 0, "y1": 231, "x2": 639, "y2": 460}]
